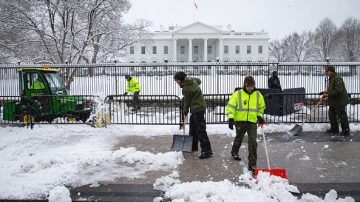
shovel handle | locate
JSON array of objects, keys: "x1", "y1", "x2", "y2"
[
  {"x1": 183, "y1": 115, "x2": 187, "y2": 135},
  {"x1": 300, "y1": 100, "x2": 322, "y2": 127},
  {"x1": 261, "y1": 126, "x2": 271, "y2": 170}
]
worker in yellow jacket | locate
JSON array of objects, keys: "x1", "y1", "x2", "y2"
[
  {"x1": 226, "y1": 76, "x2": 266, "y2": 175},
  {"x1": 123, "y1": 74, "x2": 141, "y2": 111}
]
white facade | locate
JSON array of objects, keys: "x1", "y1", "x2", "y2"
[{"x1": 125, "y1": 21, "x2": 269, "y2": 63}]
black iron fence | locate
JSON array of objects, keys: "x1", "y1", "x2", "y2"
[
  {"x1": 105, "y1": 95, "x2": 182, "y2": 125},
  {"x1": 1, "y1": 93, "x2": 359, "y2": 125},
  {"x1": 1, "y1": 62, "x2": 359, "y2": 96}
]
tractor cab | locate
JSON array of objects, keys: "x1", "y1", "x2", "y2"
[{"x1": 19, "y1": 67, "x2": 67, "y2": 97}]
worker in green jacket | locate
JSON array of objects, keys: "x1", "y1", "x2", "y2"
[
  {"x1": 320, "y1": 66, "x2": 350, "y2": 136},
  {"x1": 123, "y1": 74, "x2": 141, "y2": 111},
  {"x1": 174, "y1": 71, "x2": 213, "y2": 159},
  {"x1": 226, "y1": 76, "x2": 266, "y2": 175}
]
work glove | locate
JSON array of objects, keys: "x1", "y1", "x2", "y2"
[
  {"x1": 123, "y1": 92, "x2": 128, "y2": 95},
  {"x1": 228, "y1": 118, "x2": 234, "y2": 130},
  {"x1": 319, "y1": 91, "x2": 328, "y2": 97},
  {"x1": 257, "y1": 116, "x2": 265, "y2": 125}
]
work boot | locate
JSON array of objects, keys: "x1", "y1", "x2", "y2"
[
  {"x1": 199, "y1": 152, "x2": 212, "y2": 159},
  {"x1": 231, "y1": 153, "x2": 241, "y2": 161},
  {"x1": 341, "y1": 129, "x2": 350, "y2": 136},
  {"x1": 326, "y1": 129, "x2": 339, "y2": 134},
  {"x1": 248, "y1": 166, "x2": 256, "y2": 177}
]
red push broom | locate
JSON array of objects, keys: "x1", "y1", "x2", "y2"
[{"x1": 255, "y1": 125, "x2": 287, "y2": 179}]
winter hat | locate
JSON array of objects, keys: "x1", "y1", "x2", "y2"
[
  {"x1": 125, "y1": 74, "x2": 131, "y2": 79},
  {"x1": 244, "y1": 76, "x2": 255, "y2": 87},
  {"x1": 326, "y1": 66, "x2": 335, "y2": 73},
  {"x1": 173, "y1": 71, "x2": 187, "y2": 81}
]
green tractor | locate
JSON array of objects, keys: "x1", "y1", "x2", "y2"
[{"x1": 2, "y1": 66, "x2": 92, "y2": 124}]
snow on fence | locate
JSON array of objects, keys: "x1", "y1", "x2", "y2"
[{"x1": 0, "y1": 62, "x2": 359, "y2": 96}]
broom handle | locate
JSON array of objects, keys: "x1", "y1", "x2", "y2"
[
  {"x1": 261, "y1": 126, "x2": 271, "y2": 170},
  {"x1": 300, "y1": 100, "x2": 322, "y2": 127}
]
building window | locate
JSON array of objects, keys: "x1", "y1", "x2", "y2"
[
  {"x1": 164, "y1": 46, "x2": 168, "y2": 54},
  {"x1": 258, "y1": 46, "x2": 263, "y2": 54},
  {"x1": 194, "y1": 46, "x2": 198, "y2": 54},
  {"x1": 141, "y1": 46, "x2": 146, "y2": 54},
  {"x1": 247, "y1": 45, "x2": 251, "y2": 54},
  {"x1": 130, "y1": 46, "x2": 134, "y2": 54},
  {"x1": 235, "y1": 45, "x2": 240, "y2": 54},
  {"x1": 207, "y1": 46, "x2": 212, "y2": 54},
  {"x1": 152, "y1": 46, "x2": 157, "y2": 54},
  {"x1": 224, "y1": 45, "x2": 229, "y2": 54},
  {"x1": 180, "y1": 46, "x2": 185, "y2": 54}
]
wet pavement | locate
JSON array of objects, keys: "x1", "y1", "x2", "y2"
[{"x1": 71, "y1": 130, "x2": 360, "y2": 201}]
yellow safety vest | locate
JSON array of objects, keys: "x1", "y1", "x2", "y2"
[
  {"x1": 226, "y1": 89, "x2": 266, "y2": 123},
  {"x1": 31, "y1": 80, "x2": 45, "y2": 90},
  {"x1": 126, "y1": 77, "x2": 141, "y2": 93}
]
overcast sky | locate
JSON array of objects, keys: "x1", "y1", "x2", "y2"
[{"x1": 123, "y1": 0, "x2": 360, "y2": 40}]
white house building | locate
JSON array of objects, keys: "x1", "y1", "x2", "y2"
[{"x1": 125, "y1": 21, "x2": 269, "y2": 63}]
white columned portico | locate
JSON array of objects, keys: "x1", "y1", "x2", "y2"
[
  {"x1": 218, "y1": 39, "x2": 223, "y2": 61},
  {"x1": 173, "y1": 39, "x2": 177, "y2": 61},
  {"x1": 188, "y1": 39, "x2": 193, "y2": 62},
  {"x1": 203, "y1": 38, "x2": 208, "y2": 62}
]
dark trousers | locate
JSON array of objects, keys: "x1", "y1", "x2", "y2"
[
  {"x1": 329, "y1": 105, "x2": 350, "y2": 132},
  {"x1": 189, "y1": 110, "x2": 212, "y2": 154},
  {"x1": 133, "y1": 91, "x2": 140, "y2": 109},
  {"x1": 231, "y1": 122, "x2": 257, "y2": 168}
]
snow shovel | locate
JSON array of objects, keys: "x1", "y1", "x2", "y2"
[
  {"x1": 171, "y1": 115, "x2": 193, "y2": 152},
  {"x1": 287, "y1": 100, "x2": 322, "y2": 136},
  {"x1": 256, "y1": 125, "x2": 288, "y2": 179}
]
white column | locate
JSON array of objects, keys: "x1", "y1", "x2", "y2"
[
  {"x1": 203, "y1": 38, "x2": 208, "y2": 62},
  {"x1": 173, "y1": 39, "x2": 177, "y2": 62},
  {"x1": 188, "y1": 39, "x2": 193, "y2": 62},
  {"x1": 218, "y1": 39, "x2": 223, "y2": 61}
]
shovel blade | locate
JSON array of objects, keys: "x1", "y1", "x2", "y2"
[
  {"x1": 287, "y1": 124, "x2": 302, "y2": 136},
  {"x1": 171, "y1": 134, "x2": 193, "y2": 153},
  {"x1": 256, "y1": 168, "x2": 288, "y2": 179}
]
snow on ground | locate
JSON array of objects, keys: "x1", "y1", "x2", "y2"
[
  {"x1": 153, "y1": 169, "x2": 354, "y2": 202},
  {"x1": 0, "y1": 124, "x2": 359, "y2": 201}
]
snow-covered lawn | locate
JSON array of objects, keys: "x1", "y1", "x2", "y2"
[{"x1": 0, "y1": 124, "x2": 358, "y2": 202}]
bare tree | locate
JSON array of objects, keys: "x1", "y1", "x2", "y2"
[
  {"x1": 94, "y1": 19, "x2": 152, "y2": 63},
  {"x1": 0, "y1": 0, "x2": 150, "y2": 88},
  {"x1": 282, "y1": 31, "x2": 316, "y2": 62},
  {"x1": 337, "y1": 17, "x2": 360, "y2": 61},
  {"x1": 314, "y1": 18, "x2": 337, "y2": 61},
  {"x1": 269, "y1": 40, "x2": 288, "y2": 62},
  {"x1": 337, "y1": 17, "x2": 360, "y2": 75}
]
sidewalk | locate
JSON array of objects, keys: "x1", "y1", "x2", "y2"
[{"x1": 71, "y1": 131, "x2": 360, "y2": 201}]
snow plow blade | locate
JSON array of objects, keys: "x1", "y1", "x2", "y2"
[
  {"x1": 171, "y1": 134, "x2": 193, "y2": 153},
  {"x1": 255, "y1": 168, "x2": 288, "y2": 179},
  {"x1": 287, "y1": 124, "x2": 302, "y2": 136}
]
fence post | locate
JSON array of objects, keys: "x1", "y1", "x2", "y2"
[{"x1": 114, "y1": 61, "x2": 118, "y2": 95}]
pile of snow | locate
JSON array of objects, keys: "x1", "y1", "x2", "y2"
[
  {"x1": 0, "y1": 125, "x2": 183, "y2": 199},
  {"x1": 154, "y1": 169, "x2": 354, "y2": 202},
  {"x1": 48, "y1": 186, "x2": 71, "y2": 202},
  {"x1": 0, "y1": 124, "x2": 358, "y2": 201}
]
